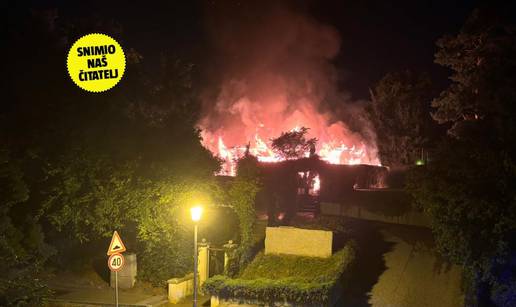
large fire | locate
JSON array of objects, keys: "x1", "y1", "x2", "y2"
[
  {"x1": 200, "y1": 110, "x2": 380, "y2": 176},
  {"x1": 198, "y1": 3, "x2": 381, "y2": 176}
]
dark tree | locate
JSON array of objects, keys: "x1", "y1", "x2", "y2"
[
  {"x1": 225, "y1": 152, "x2": 262, "y2": 274},
  {"x1": 271, "y1": 127, "x2": 317, "y2": 160},
  {"x1": 368, "y1": 71, "x2": 434, "y2": 168},
  {"x1": 408, "y1": 9, "x2": 516, "y2": 306},
  {"x1": 2, "y1": 8, "x2": 221, "y2": 300}
]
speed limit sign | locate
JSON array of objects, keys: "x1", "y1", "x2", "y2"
[{"x1": 108, "y1": 253, "x2": 125, "y2": 272}]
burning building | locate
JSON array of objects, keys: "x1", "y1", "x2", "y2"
[
  {"x1": 252, "y1": 156, "x2": 387, "y2": 224},
  {"x1": 199, "y1": 3, "x2": 387, "y2": 221},
  {"x1": 199, "y1": 4, "x2": 379, "y2": 170}
]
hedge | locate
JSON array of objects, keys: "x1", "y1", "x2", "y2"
[{"x1": 203, "y1": 242, "x2": 355, "y2": 304}]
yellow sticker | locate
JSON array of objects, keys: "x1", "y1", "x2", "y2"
[{"x1": 67, "y1": 33, "x2": 126, "y2": 93}]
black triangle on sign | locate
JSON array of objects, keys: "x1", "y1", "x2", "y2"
[{"x1": 114, "y1": 245, "x2": 120, "y2": 249}]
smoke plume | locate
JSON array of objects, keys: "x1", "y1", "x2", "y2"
[{"x1": 198, "y1": 2, "x2": 378, "y2": 174}]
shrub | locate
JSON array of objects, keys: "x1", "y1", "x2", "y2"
[{"x1": 203, "y1": 242, "x2": 355, "y2": 305}]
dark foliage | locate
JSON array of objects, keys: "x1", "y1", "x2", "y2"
[
  {"x1": 2, "y1": 8, "x2": 221, "y2": 300},
  {"x1": 368, "y1": 71, "x2": 435, "y2": 167},
  {"x1": 408, "y1": 9, "x2": 516, "y2": 305},
  {"x1": 271, "y1": 127, "x2": 317, "y2": 160}
]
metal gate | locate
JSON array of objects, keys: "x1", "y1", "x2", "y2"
[{"x1": 208, "y1": 247, "x2": 225, "y2": 277}]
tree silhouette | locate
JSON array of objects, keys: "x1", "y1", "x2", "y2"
[{"x1": 271, "y1": 127, "x2": 317, "y2": 160}]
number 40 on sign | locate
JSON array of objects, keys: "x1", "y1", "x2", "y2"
[{"x1": 108, "y1": 253, "x2": 125, "y2": 272}]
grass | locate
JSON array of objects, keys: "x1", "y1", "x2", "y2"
[
  {"x1": 203, "y1": 242, "x2": 356, "y2": 304},
  {"x1": 240, "y1": 247, "x2": 352, "y2": 283}
]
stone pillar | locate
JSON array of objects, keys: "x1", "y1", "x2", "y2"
[
  {"x1": 110, "y1": 252, "x2": 137, "y2": 289},
  {"x1": 210, "y1": 295, "x2": 220, "y2": 307},
  {"x1": 198, "y1": 238, "x2": 210, "y2": 287},
  {"x1": 223, "y1": 240, "x2": 238, "y2": 274}
]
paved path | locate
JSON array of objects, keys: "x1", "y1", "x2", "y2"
[
  {"x1": 338, "y1": 219, "x2": 464, "y2": 307},
  {"x1": 47, "y1": 285, "x2": 209, "y2": 307},
  {"x1": 47, "y1": 287, "x2": 167, "y2": 306},
  {"x1": 161, "y1": 295, "x2": 211, "y2": 306}
]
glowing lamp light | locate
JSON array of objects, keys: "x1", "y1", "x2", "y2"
[
  {"x1": 416, "y1": 159, "x2": 425, "y2": 166},
  {"x1": 190, "y1": 205, "x2": 203, "y2": 306},
  {"x1": 190, "y1": 206, "x2": 203, "y2": 222}
]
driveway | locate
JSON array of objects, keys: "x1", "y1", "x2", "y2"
[{"x1": 338, "y1": 219, "x2": 464, "y2": 307}]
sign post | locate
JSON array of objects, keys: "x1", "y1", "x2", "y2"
[{"x1": 107, "y1": 231, "x2": 127, "y2": 307}]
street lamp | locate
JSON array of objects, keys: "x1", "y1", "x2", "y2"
[{"x1": 190, "y1": 206, "x2": 203, "y2": 307}]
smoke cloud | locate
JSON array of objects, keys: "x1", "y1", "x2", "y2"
[{"x1": 198, "y1": 2, "x2": 378, "y2": 173}]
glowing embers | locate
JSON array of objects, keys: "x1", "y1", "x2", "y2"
[
  {"x1": 297, "y1": 171, "x2": 320, "y2": 196},
  {"x1": 251, "y1": 134, "x2": 281, "y2": 163},
  {"x1": 318, "y1": 142, "x2": 365, "y2": 165},
  {"x1": 209, "y1": 130, "x2": 373, "y2": 176},
  {"x1": 311, "y1": 174, "x2": 320, "y2": 195},
  {"x1": 217, "y1": 137, "x2": 239, "y2": 176}
]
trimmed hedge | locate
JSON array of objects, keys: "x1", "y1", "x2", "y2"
[{"x1": 203, "y1": 242, "x2": 355, "y2": 305}]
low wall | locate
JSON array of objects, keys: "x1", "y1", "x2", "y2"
[
  {"x1": 210, "y1": 281, "x2": 342, "y2": 307},
  {"x1": 211, "y1": 296, "x2": 293, "y2": 307},
  {"x1": 265, "y1": 226, "x2": 332, "y2": 258},
  {"x1": 320, "y1": 201, "x2": 430, "y2": 227},
  {"x1": 168, "y1": 273, "x2": 194, "y2": 303}
]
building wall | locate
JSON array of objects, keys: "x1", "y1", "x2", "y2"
[
  {"x1": 320, "y1": 200, "x2": 430, "y2": 228},
  {"x1": 265, "y1": 226, "x2": 333, "y2": 258}
]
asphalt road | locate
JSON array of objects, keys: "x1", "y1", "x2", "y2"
[{"x1": 338, "y1": 219, "x2": 464, "y2": 307}]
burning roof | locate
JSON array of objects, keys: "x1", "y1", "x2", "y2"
[{"x1": 198, "y1": 4, "x2": 380, "y2": 174}]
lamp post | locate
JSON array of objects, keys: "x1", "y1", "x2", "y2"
[{"x1": 190, "y1": 206, "x2": 203, "y2": 307}]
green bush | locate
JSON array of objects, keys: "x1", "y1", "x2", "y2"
[{"x1": 203, "y1": 242, "x2": 355, "y2": 304}]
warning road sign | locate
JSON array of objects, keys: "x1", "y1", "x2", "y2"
[
  {"x1": 107, "y1": 231, "x2": 127, "y2": 255},
  {"x1": 108, "y1": 253, "x2": 125, "y2": 272}
]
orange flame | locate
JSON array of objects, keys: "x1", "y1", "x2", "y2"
[
  {"x1": 202, "y1": 125, "x2": 379, "y2": 175},
  {"x1": 311, "y1": 174, "x2": 320, "y2": 195}
]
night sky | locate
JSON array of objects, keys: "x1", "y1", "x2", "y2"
[{"x1": 8, "y1": 0, "x2": 509, "y2": 99}]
